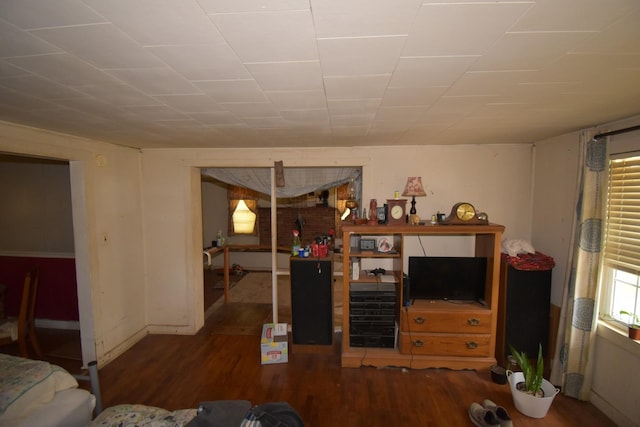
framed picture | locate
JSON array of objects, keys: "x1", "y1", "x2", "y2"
[{"x1": 377, "y1": 237, "x2": 393, "y2": 253}]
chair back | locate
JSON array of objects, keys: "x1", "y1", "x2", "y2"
[
  {"x1": 16, "y1": 267, "x2": 42, "y2": 357},
  {"x1": 17, "y1": 268, "x2": 38, "y2": 339}
]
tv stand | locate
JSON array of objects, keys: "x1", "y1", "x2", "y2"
[{"x1": 341, "y1": 223, "x2": 504, "y2": 369}]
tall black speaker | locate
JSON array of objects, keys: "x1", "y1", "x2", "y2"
[
  {"x1": 496, "y1": 263, "x2": 552, "y2": 367},
  {"x1": 290, "y1": 258, "x2": 333, "y2": 345}
]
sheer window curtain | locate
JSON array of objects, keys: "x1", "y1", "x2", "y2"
[
  {"x1": 550, "y1": 133, "x2": 608, "y2": 400},
  {"x1": 201, "y1": 167, "x2": 360, "y2": 199}
]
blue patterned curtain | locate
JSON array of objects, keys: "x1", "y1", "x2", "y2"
[{"x1": 550, "y1": 133, "x2": 608, "y2": 400}]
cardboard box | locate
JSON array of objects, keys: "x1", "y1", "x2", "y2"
[{"x1": 260, "y1": 323, "x2": 288, "y2": 364}]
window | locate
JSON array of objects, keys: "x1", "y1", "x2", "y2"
[{"x1": 600, "y1": 154, "x2": 640, "y2": 327}]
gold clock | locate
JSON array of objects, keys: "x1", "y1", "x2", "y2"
[
  {"x1": 439, "y1": 202, "x2": 488, "y2": 225},
  {"x1": 386, "y1": 199, "x2": 407, "y2": 225}
]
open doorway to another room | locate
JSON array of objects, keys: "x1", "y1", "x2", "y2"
[
  {"x1": 0, "y1": 154, "x2": 83, "y2": 373},
  {"x1": 199, "y1": 167, "x2": 361, "y2": 333}
]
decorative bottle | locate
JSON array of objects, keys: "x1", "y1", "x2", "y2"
[{"x1": 292, "y1": 230, "x2": 301, "y2": 256}]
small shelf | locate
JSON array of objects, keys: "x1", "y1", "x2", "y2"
[
  {"x1": 349, "y1": 270, "x2": 399, "y2": 284},
  {"x1": 349, "y1": 249, "x2": 400, "y2": 257}
]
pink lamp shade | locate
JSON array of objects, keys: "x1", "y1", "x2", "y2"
[{"x1": 402, "y1": 177, "x2": 426, "y2": 215}]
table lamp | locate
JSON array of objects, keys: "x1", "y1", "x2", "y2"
[{"x1": 402, "y1": 177, "x2": 426, "y2": 224}]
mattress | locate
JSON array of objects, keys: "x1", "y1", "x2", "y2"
[
  {"x1": 0, "y1": 354, "x2": 95, "y2": 427},
  {"x1": 18, "y1": 388, "x2": 95, "y2": 427}
]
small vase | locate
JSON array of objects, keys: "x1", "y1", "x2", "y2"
[{"x1": 629, "y1": 326, "x2": 640, "y2": 340}]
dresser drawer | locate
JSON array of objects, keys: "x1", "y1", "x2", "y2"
[
  {"x1": 400, "y1": 308, "x2": 491, "y2": 334},
  {"x1": 398, "y1": 332, "x2": 491, "y2": 356}
]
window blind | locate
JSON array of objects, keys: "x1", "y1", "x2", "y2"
[{"x1": 604, "y1": 156, "x2": 640, "y2": 274}]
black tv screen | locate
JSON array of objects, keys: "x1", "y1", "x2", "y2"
[{"x1": 408, "y1": 256, "x2": 487, "y2": 302}]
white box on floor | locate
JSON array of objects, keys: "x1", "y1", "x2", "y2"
[{"x1": 260, "y1": 323, "x2": 288, "y2": 364}]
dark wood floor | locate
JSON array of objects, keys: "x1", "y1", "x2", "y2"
[
  {"x1": 92, "y1": 326, "x2": 615, "y2": 427},
  {"x1": 10, "y1": 270, "x2": 616, "y2": 427}
]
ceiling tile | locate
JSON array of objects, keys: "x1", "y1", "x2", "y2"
[
  {"x1": 245, "y1": 61, "x2": 323, "y2": 91},
  {"x1": 7, "y1": 53, "x2": 121, "y2": 86},
  {"x1": 189, "y1": 111, "x2": 243, "y2": 126},
  {"x1": 310, "y1": 0, "x2": 423, "y2": 38},
  {"x1": 242, "y1": 117, "x2": 288, "y2": 128},
  {"x1": 153, "y1": 94, "x2": 223, "y2": 113},
  {"x1": 470, "y1": 31, "x2": 597, "y2": 71},
  {"x1": 107, "y1": 67, "x2": 200, "y2": 96},
  {"x1": 327, "y1": 98, "x2": 381, "y2": 115},
  {"x1": 446, "y1": 70, "x2": 539, "y2": 97},
  {"x1": 210, "y1": 10, "x2": 318, "y2": 62},
  {"x1": 403, "y1": 2, "x2": 533, "y2": 56},
  {"x1": 194, "y1": 80, "x2": 268, "y2": 103},
  {"x1": 324, "y1": 75, "x2": 390, "y2": 100},
  {"x1": 124, "y1": 105, "x2": 189, "y2": 121},
  {"x1": 0, "y1": 86, "x2": 58, "y2": 110},
  {"x1": 512, "y1": 0, "x2": 639, "y2": 32},
  {"x1": 381, "y1": 86, "x2": 448, "y2": 107},
  {"x1": 0, "y1": 74, "x2": 85, "y2": 99},
  {"x1": 31, "y1": 24, "x2": 163, "y2": 69},
  {"x1": 0, "y1": 0, "x2": 106, "y2": 29},
  {"x1": 389, "y1": 56, "x2": 479, "y2": 88},
  {"x1": 0, "y1": 61, "x2": 28, "y2": 78},
  {"x1": 76, "y1": 84, "x2": 159, "y2": 107},
  {"x1": 375, "y1": 106, "x2": 429, "y2": 122},
  {"x1": 219, "y1": 102, "x2": 280, "y2": 118},
  {"x1": 330, "y1": 113, "x2": 375, "y2": 127},
  {"x1": 265, "y1": 90, "x2": 327, "y2": 109},
  {"x1": 280, "y1": 108, "x2": 330, "y2": 125},
  {"x1": 83, "y1": 0, "x2": 225, "y2": 45},
  {"x1": 317, "y1": 36, "x2": 406, "y2": 76},
  {"x1": 571, "y1": 9, "x2": 640, "y2": 54},
  {"x1": 148, "y1": 44, "x2": 251, "y2": 81},
  {"x1": 0, "y1": 20, "x2": 60, "y2": 57},
  {"x1": 197, "y1": 0, "x2": 309, "y2": 13}
]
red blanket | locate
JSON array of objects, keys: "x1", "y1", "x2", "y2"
[{"x1": 501, "y1": 251, "x2": 555, "y2": 271}]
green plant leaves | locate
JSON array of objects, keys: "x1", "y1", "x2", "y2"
[{"x1": 509, "y1": 343, "x2": 544, "y2": 394}]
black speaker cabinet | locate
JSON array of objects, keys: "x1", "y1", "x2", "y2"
[
  {"x1": 290, "y1": 258, "x2": 333, "y2": 346},
  {"x1": 496, "y1": 262, "x2": 552, "y2": 367}
]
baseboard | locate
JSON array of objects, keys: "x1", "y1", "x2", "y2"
[
  {"x1": 590, "y1": 390, "x2": 639, "y2": 427},
  {"x1": 98, "y1": 327, "x2": 148, "y2": 368},
  {"x1": 35, "y1": 318, "x2": 80, "y2": 330}
]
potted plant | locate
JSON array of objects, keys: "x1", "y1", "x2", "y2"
[
  {"x1": 506, "y1": 344, "x2": 559, "y2": 418},
  {"x1": 619, "y1": 310, "x2": 640, "y2": 340}
]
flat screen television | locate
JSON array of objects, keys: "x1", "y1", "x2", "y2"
[{"x1": 408, "y1": 256, "x2": 487, "y2": 302}]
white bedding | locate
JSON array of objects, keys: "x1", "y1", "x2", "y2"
[
  {"x1": 19, "y1": 388, "x2": 95, "y2": 427},
  {"x1": 0, "y1": 354, "x2": 95, "y2": 427}
]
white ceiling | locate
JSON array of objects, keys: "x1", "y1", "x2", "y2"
[{"x1": 1, "y1": 0, "x2": 639, "y2": 149}]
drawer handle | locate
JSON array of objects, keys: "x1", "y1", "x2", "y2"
[
  {"x1": 468, "y1": 317, "x2": 480, "y2": 326},
  {"x1": 413, "y1": 316, "x2": 425, "y2": 324},
  {"x1": 466, "y1": 341, "x2": 478, "y2": 349},
  {"x1": 412, "y1": 340, "x2": 424, "y2": 348}
]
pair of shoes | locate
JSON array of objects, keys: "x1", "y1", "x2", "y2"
[
  {"x1": 468, "y1": 403, "x2": 500, "y2": 427},
  {"x1": 468, "y1": 400, "x2": 513, "y2": 427},
  {"x1": 482, "y1": 400, "x2": 513, "y2": 427}
]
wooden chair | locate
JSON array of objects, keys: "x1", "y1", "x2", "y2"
[{"x1": 0, "y1": 267, "x2": 43, "y2": 358}]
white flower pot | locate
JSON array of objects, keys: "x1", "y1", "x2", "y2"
[{"x1": 506, "y1": 370, "x2": 560, "y2": 418}]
